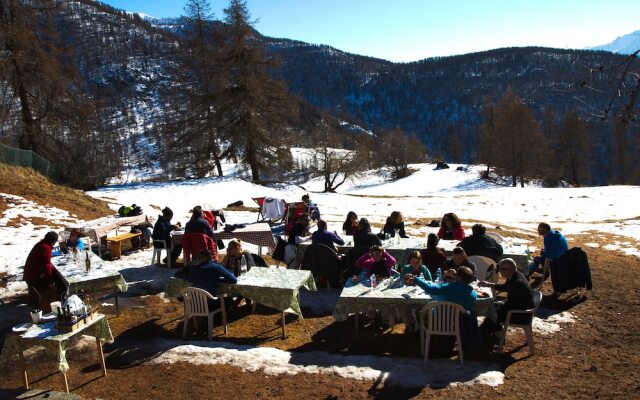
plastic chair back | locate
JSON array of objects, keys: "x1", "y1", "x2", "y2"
[
  {"x1": 485, "y1": 232, "x2": 504, "y2": 243},
  {"x1": 468, "y1": 255, "x2": 496, "y2": 282},
  {"x1": 183, "y1": 287, "x2": 214, "y2": 317},
  {"x1": 422, "y1": 301, "x2": 465, "y2": 335}
]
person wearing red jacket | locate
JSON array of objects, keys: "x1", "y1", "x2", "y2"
[
  {"x1": 437, "y1": 212, "x2": 465, "y2": 241},
  {"x1": 23, "y1": 232, "x2": 65, "y2": 311}
]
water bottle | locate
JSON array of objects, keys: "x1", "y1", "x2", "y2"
[
  {"x1": 85, "y1": 249, "x2": 91, "y2": 273},
  {"x1": 436, "y1": 267, "x2": 442, "y2": 283},
  {"x1": 394, "y1": 229, "x2": 400, "y2": 244},
  {"x1": 370, "y1": 274, "x2": 377, "y2": 289},
  {"x1": 240, "y1": 256, "x2": 248, "y2": 275}
]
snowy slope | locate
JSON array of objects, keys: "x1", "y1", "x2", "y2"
[{"x1": 591, "y1": 29, "x2": 640, "y2": 54}]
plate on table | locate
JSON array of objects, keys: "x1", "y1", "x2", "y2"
[
  {"x1": 12, "y1": 322, "x2": 34, "y2": 333},
  {"x1": 39, "y1": 313, "x2": 57, "y2": 323}
]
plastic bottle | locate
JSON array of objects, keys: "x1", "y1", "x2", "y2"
[
  {"x1": 370, "y1": 274, "x2": 377, "y2": 289},
  {"x1": 436, "y1": 267, "x2": 442, "y2": 283}
]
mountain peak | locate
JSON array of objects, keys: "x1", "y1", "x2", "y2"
[{"x1": 591, "y1": 29, "x2": 640, "y2": 55}]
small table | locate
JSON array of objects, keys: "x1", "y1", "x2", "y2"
[
  {"x1": 166, "y1": 267, "x2": 317, "y2": 339},
  {"x1": 171, "y1": 222, "x2": 276, "y2": 254},
  {"x1": 0, "y1": 314, "x2": 113, "y2": 393},
  {"x1": 53, "y1": 253, "x2": 128, "y2": 315},
  {"x1": 67, "y1": 214, "x2": 148, "y2": 256},
  {"x1": 107, "y1": 232, "x2": 141, "y2": 259}
]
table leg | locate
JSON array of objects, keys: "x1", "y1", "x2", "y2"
[
  {"x1": 96, "y1": 337, "x2": 107, "y2": 377},
  {"x1": 111, "y1": 242, "x2": 121, "y2": 259},
  {"x1": 18, "y1": 350, "x2": 29, "y2": 389},
  {"x1": 419, "y1": 312, "x2": 425, "y2": 356},
  {"x1": 114, "y1": 290, "x2": 119, "y2": 316},
  {"x1": 281, "y1": 312, "x2": 286, "y2": 339},
  {"x1": 354, "y1": 313, "x2": 359, "y2": 339},
  {"x1": 258, "y1": 246, "x2": 263, "y2": 256},
  {"x1": 61, "y1": 372, "x2": 69, "y2": 393}
]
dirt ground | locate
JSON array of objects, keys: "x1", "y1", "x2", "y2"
[{"x1": 1, "y1": 235, "x2": 639, "y2": 399}]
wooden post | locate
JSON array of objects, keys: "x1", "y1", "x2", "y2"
[
  {"x1": 281, "y1": 312, "x2": 286, "y2": 339},
  {"x1": 18, "y1": 350, "x2": 29, "y2": 389},
  {"x1": 96, "y1": 337, "x2": 107, "y2": 377}
]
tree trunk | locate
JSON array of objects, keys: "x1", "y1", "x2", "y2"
[{"x1": 512, "y1": 175, "x2": 517, "y2": 187}]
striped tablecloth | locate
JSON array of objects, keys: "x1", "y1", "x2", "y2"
[
  {"x1": 67, "y1": 215, "x2": 148, "y2": 244},
  {"x1": 172, "y1": 222, "x2": 276, "y2": 251}
]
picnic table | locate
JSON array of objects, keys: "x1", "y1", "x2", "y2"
[
  {"x1": 66, "y1": 214, "x2": 148, "y2": 256},
  {"x1": 334, "y1": 276, "x2": 497, "y2": 341},
  {"x1": 53, "y1": 252, "x2": 127, "y2": 314},
  {"x1": 0, "y1": 314, "x2": 113, "y2": 393},
  {"x1": 165, "y1": 266, "x2": 316, "y2": 338},
  {"x1": 171, "y1": 222, "x2": 276, "y2": 254},
  {"x1": 297, "y1": 237, "x2": 531, "y2": 270}
]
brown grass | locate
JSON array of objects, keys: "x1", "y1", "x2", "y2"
[
  {"x1": 0, "y1": 165, "x2": 112, "y2": 220},
  {"x1": 226, "y1": 205, "x2": 260, "y2": 212}
]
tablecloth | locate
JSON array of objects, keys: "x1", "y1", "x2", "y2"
[
  {"x1": 171, "y1": 222, "x2": 276, "y2": 251},
  {"x1": 67, "y1": 215, "x2": 148, "y2": 244},
  {"x1": 165, "y1": 267, "x2": 316, "y2": 317},
  {"x1": 333, "y1": 277, "x2": 496, "y2": 321},
  {"x1": 53, "y1": 253, "x2": 128, "y2": 295},
  {"x1": 0, "y1": 314, "x2": 113, "y2": 373}
]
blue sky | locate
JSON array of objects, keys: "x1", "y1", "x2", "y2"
[{"x1": 101, "y1": 0, "x2": 640, "y2": 62}]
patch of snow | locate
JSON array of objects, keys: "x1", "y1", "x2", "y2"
[
  {"x1": 533, "y1": 309, "x2": 576, "y2": 335},
  {"x1": 147, "y1": 339, "x2": 504, "y2": 388}
]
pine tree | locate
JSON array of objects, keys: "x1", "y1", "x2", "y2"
[
  {"x1": 491, "y1": 88, "x2": 549, "y2": 187},
  {"x1": 557, "y1": 111, "x2": 591, "y2": 186},
  {"x1": 216, "y1": 0, "x2": 298, "y2": 181}
]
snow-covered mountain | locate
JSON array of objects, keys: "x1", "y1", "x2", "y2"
[{"x1": 591, "y1": 29, "x2": 640, "y2": 55}]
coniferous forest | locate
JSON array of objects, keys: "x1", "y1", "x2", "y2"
[{"x1": 1, "y1": 0, "x2": 639, "y2": 188}]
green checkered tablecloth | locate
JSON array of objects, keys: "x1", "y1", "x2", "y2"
[
  {"x1": 165, "y1": 267, "x2": 317, "y2": 316},
  {"x1": 334, "y1": 277, "x2": 496, "y2": 321},
  {"x1": 53, "y1": 253, "x2": 128, "y2": 295},
  {"x1": 0, "y1": 314, "x2": 113, "y2": 373}
]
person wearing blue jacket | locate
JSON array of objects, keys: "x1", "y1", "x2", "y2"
[
  {"x1": 528, "y1": 223, "x2": 568, "y2": 276},
  {"x1": 185, "y1": 206, "x2": 215, "y2": 238},
  {"x1": 187, "y1": 250, "x2": 237, "y2": 308},
  {"x1": 411, "y1": 266, "x2": 477, "y2": 312}
]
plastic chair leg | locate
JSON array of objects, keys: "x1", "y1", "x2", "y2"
[
  {"x1": 423, "y1": 332, "x2": 431, "y2": 364},
  {"x1": 525, "y1": 326, "x2": 535, "y2": 354},
  {"x1": 497, "y1": 323, "x2": 509, "y2": 352},
  {"x1": 182, "y1": 316, "x2": 189, "y2": 339},
  {"x1": 456, "y1": 332, "x2": 464, "y2": 365}
]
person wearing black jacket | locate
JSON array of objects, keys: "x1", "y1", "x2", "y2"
[
  {"x1": 479, "y1": 258, "x2": 535, "y2": 334},
  {"x1": 353, "y1": 218, "x2": 382, "y2": 248},
  {"x1": 383, "y1": 211, "x2": 409, "y2": 238},
  {"x1": 185, "y1": 206, "x2": 214, "y2": 238},
  {"x1": 152, "y1": 207, "x2": 182, "y2": 264},
  {"x1": 457, "y1": 224, "x2": 503, "y2": 262}
]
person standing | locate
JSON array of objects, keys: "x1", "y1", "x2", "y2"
[
  {"x1": 23, "y1": 232, "x2": 65, "y2": 312},
  {"x1": 152, "y1": 207, "x2": 182, "y2": 265}
]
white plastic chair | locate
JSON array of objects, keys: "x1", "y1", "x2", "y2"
[
  {"x1": 182, "y1": 287, "x2": 227, "y2": 341},
  {"x1": 497, "y1": 290, "x2": 542, "y2": 354},
  {"x1": 152, "y1": 240, "x2": 172, "y2": 268},
  {"x1": 420, "y1": 301, "x2": 465, "y2": 365},
  {"x1": 486, "y1": 232, "x2": 504, "y2": 243},
  {"x1": 468, "y1": 255, "x2": 496, "y2": 282}
]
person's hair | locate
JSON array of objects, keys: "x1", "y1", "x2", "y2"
[
  {"x1": 162, "y1": 207, "x2": 173, "y2": 218},
  {"x1": 192, "y1": 206, "x2": 202, "y2": 217},
  {"x1": 359, "y1": 218, "x2": 371, "y2": 232},
  {"x1": 408, "y1": 250, "x2": 422, "y2": 263},
  {"x1": 317, "y1": 220, "x2": 327, "y2": 230},
  {"x1": 44, "y1": 231, "x2": 59, "y2": 245},
  {"x1": 299, "y1": 215, "x2": 310, "y2": 224},
  {"x1": 345, "y1": 211, "x2": 358, "y2": 223},
  {"x1": 444, "y1": 212, "x2": 461, "y2": 227},
  {"x1": 389, "y1": 211, "x2": 403, "y2": 225},
  {"x1": 228, "y1": 239, "x2": 243, "y2": 253},
  {"x1": 370, "y1": 245, "x2": 384, "y2": 253},
  {"x1": 538, "y1": 222, "x2": 551, "y2": 232},
  {"x1": 198, "y1": 249, "x2": 213, "y2": 259},
  {"x1": 456, "y1": 266, "x2": 474, "y2": 284},
  {"x1": 427, "y1": 233, "x2": 439, "y2": 248},
  {"x1": 471, "y1": 223, "x2": 486, "y2": 236},
  {"x1": 452, "y1": 246, "x2": 466, "y2": 256},
  {"x1": 69, "y1": 229, "x2": 80, "y2": 237},
  {"x1": 499, "y1": 258, "x2": 517, "y2": 271},
  {"x1": 302, "y1": 194, "x2": 310, "y2": 202}
]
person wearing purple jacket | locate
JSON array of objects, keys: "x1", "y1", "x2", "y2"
[{"x1": 311, "y1": 220, "x2": 345, "y2": 252}]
